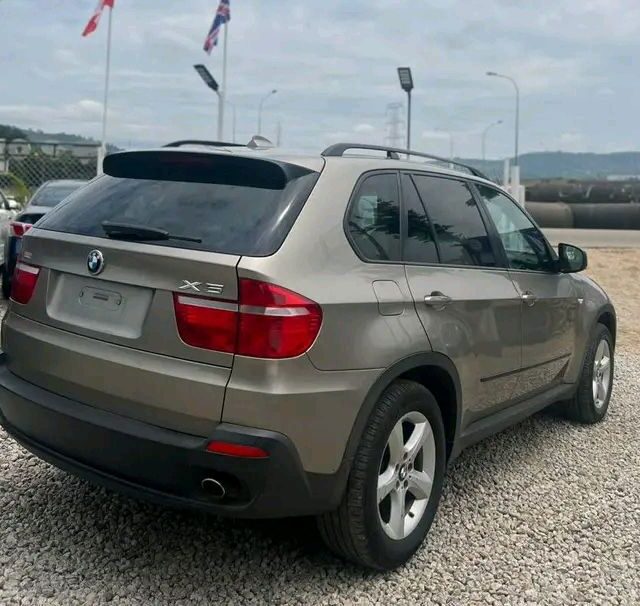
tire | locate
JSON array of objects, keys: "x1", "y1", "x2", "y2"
[
  {"x1": 317, "y1": 380, "x2": 446, "y2": 570},
  {"x1": 1, "y1": 265, "x2": 11, "y2": 300},
  {"x1": 560, "y1": 323, "x2": 614, "y2": 423}
]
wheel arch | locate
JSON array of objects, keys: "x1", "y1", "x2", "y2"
[
  {"x1": 334, "y1": 352, "x2": 462, "y2": 491},
  {"x1": 596, "y1": 304, "x2": 616, "y2": 347}
]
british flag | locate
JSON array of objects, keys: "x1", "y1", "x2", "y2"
[{"x1": 203, "y1": 0, "x2": 230, "y2": 54}]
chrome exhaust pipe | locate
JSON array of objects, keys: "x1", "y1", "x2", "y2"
[{"x1": 201, "y1": 477, "x2": 226, "y2": 500}]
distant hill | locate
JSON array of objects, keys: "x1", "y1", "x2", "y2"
[
  {"x1": 462, "y1": 151, "x2": 640, "y2": 181},
  {"x1": 0, "y1": 124, "x2": 99, "y2": 144},
  {"x1": 2, "y1": 123, "x2": 640, "y2": 180},
  {"x1": 0, "y1": 124, "x2": 121, "y2": 152}
]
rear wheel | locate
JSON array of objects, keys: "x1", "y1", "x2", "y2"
[
  {"x1": 560, "y1": 323, "x2": 614, "y2": 423},
  {"x1": 317, "y1": 380, "x2": 446, "y2": 570}
]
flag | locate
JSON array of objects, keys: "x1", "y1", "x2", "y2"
[
  {"x1": 203, "y1": 0, "x2": 230, "y2": 54},
  {"x1": 82, "y1": 0, "x2": 114, "y2": 37}
]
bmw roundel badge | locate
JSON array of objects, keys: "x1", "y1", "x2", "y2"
[{"x1": 87, "y1": 250, "x2": 105, "y2": 275}]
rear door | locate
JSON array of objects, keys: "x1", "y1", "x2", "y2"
[
  {"x1": 5, "y1": 150, "x2": 319, "y2": 435},
  {"x1": 475, "y1": 184, "x2": 580, "y2": 397},
  {"x1": 402, "y1": 173, "x2": 522, "y2": 426}
]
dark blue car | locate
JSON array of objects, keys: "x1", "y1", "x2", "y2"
[{"x1": 2, "y1": 180, "x2": 87, "y2": 298}]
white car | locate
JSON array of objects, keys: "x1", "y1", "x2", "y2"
[{"x1": 0, "y1": 190, "x2": 20, "y2": 268}]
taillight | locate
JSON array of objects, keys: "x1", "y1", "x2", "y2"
[
  {"x1": 173, "y1": 294, "x2": 238, "y2": 353},
  {"x1": 173, "y1": 279, "x2": 322, "y2": 359},
  {"x1": 10, "y1": 222, "x2": 32, "y2": 237},
  {"x1": 237, "y1": 279, "x2": 322, "y2": 358},
  {"x1": 11, "y1": 262, "x2": 40, "y2": 304}
]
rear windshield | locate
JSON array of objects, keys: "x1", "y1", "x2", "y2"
[
  {"x1": 30, "y1": 184, "x2": 85, "y2": 207},
  {"x1": 36, "y1": 169, "x2": 319, "y2": 256}
]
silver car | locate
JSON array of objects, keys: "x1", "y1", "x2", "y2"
[{"x1": 0, "y1": 141, "x2": 615, "y2": 570}]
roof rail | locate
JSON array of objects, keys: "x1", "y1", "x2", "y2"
[
  {"x1": 321, "y1": 143, "x2": 488, "y2": 179},
  {"x1": 163, "y1": 139, "x2": 244, "y2": 148}
]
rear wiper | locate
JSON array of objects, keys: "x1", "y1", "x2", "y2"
[{"x1": 101, "y1": 221, "x2": 202, "y2": 243}]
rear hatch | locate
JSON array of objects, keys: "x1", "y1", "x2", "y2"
[{"x1": 4, "y1": 149, "x2": 320, "y2": 435}]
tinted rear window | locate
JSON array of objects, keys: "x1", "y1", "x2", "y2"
[
  {"x1": 31, "y1": 184, "x2": 85, "y2": 207},
  {"x1": 37, "y1": 166, "x2": 319, "y2": 256}
]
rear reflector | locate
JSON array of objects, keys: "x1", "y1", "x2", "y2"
[
  {"x1": 11, "y1": 263, "x2": 40, "y2": 304},
  {"x1": 10, "y1": 222, "x2": 32, "y2": 238},
  {"x1": 206, "y1": 441, "x2": 269, "y2": 459},
  {"x1": 173, "y1": 279, "x2": 322, "y2": 359}
]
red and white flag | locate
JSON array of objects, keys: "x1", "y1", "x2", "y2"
[{"x1": 82, "y1": 0, "x2": 114, "y2": 37}]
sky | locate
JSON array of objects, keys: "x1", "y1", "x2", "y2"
[{"x1": 1, "y1": 0, "x2": 638, "y2": 158}]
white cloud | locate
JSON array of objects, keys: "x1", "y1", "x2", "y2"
[
  {"x1": 0, "y1": 0, "x2": 638, "y2": 156},
  {"x1": 353, "y1": 123, "x2": 375, "y2": 133},
  {"x1": 559, "y1": 132, "x2": 587, "y2": 151}
]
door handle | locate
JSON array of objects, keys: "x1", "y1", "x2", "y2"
[
  {"x1": 424, "y1": 291, "x2": 452, "y2": 310},
  {"x1": 521, "y1": 291, "x2": 537, "y2": 306}
]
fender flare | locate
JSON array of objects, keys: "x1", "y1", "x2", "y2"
[{"x1": 314, "y1": 352, "x2": 462, "y2": 506}]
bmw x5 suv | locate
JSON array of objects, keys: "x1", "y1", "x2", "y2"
[{"x1": 0, "y1": 140, "x2": 615, "y2": 570}]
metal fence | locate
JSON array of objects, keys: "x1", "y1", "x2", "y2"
[{"x1": 0, "y1": 140, "x2": 99, "y2": 204}]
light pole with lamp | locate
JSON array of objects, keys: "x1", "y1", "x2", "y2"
[
  {"x1": 481, "y1": 119, "x2": 503, "y2": 161},
  {"x1": 226, "y1": 100, "x2": 237, "y2": 143},
  {"x1": 257, "y1": 89, "x2": 277, "y2": 135},
  {"x1": 486, "y1": 71, "x2": 519, "y2": 165},
  {"x1": 397, "y1": 67, "x2": 414, "y2": 150},
  {"x1": 193, "y1": 64, "x2": 223, "y2": 140}
]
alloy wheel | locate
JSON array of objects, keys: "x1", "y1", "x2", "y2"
[{"x1": 377, "y1": 411, "x2": 436, "y2": 540}]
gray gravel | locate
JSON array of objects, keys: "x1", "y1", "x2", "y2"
[{"x1": 1, "y1": 354, "x2": 639, "y2": 605}]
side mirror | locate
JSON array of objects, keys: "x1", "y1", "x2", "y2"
[{"x1": 558, "y1": 243, "x2": 587, "y2": 273}]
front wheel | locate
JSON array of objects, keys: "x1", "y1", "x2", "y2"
[
  {"x1": 559, "y1": 323, "x2": 614, "y2": 423},
  {"x1": 317, "y1": 380, "x2": 446, "y2": 570}
]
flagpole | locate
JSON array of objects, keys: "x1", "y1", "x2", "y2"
[
  {"x1": 98, "y1": 5, "x2": 113, "y2": 174},
  {"x1": 218, "y1": 20, "x2": 228, "y2": 141}
]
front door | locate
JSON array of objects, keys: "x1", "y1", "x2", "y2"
[
  {"x1": 476, "y1": 184, "x2": 580, "y2": 398},
  {"x1": 403, "y1": 173, "x2": 522, "y2": 427}
]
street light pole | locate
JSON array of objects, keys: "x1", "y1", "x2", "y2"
[
  {"x1": 481, "y1": 119, "x2": 503, "y2": 161},
  {"x1": 193, "y1": 64, "x2": 222, "y2": 139},
  {"x1": 397, "y1": 67, "x2": 414, "y2": 151},
  {"x1": 257, "y1": 89, "x2": 277, "y2": 135},
  {"x1": 407, "y1": 90, "x2": 412, "y2": 150},
  {"x1": 487, "y1": 72, "x2": 520, "y2": 165},
  {"x1": 226, "y1": 100, "x2": 237, "y2": 143}
]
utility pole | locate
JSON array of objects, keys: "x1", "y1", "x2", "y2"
[{"x1": 276, "y1": 121, "x2": 282, "y2": 146}]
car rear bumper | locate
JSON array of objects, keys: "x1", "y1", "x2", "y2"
[{"x1": 0, "y1": 357, "x2": 342, "y2": 518}]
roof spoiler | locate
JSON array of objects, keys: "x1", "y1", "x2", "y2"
[{"x1": 103, "y1": 150, "x2": 315, "y2": 189}]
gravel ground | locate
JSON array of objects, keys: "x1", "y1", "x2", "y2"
[
  {"x1": 1, "y1": 354, "x2": 638, "y2": 605},
  {"x1": 1, "y1": 249, "x2": 640, "y2": 606}
]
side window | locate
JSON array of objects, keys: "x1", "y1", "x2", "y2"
[
  {"x1": 413, "y1": 175, "x2": 497, "y2": 268},
  {"x1": 402, "y1": 174, "x2": 438, "y2": 264},
  {"x1": 347, "y1": 173, "x2": 401, "y2": 261},
  {"x1": 477, "y1": 185, "x2": 555, "y2": 272}
]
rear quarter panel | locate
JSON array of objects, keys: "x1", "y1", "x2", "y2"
[{"x1": 237, "y1": 160, "x2": 432, "y2": 371}]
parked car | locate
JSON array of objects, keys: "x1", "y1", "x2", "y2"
[
  {"x1": 0, "y1": 141, "x2": 615, "y2": 570},
  {"x1": 2, "y1": 179, "x2": 87, "y2": 298},
  {"x1": 0, "y1": 189, "x2": 21, "y2": 270}
]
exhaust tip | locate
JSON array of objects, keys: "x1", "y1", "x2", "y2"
[{"x1": 201, "y1": 477, "x2": 226, "y2": 500}]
